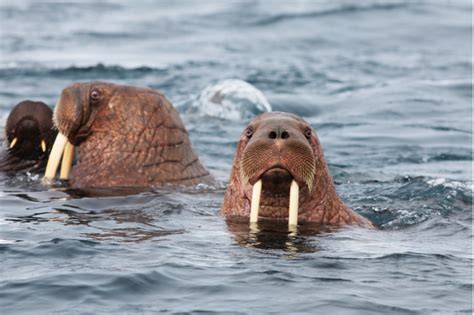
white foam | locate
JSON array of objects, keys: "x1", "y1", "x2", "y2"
[{"x1": 426, "y1": 177, "x2": 474, "y2": 191}]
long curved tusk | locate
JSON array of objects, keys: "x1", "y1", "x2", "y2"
[
  {"x1": 9, "y1": 138, "x2": 18, "y2": 149},
  {"x1": 43, "y1": 133, "x2": 68, "y2": 182},
  {"x1": 288, "y1": 180, "x2": 299, "y2": 228},
  {"x1": 59, "y1": 141, "x2": 74, "y2": 180},
  {"x1": 250, "y1": 179, "x2": 262, "y2": 224}
]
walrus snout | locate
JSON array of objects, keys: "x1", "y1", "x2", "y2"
[
  {"x1": 45, "y1": 82, "x2": 97, "y2": 182},
  {"x1": 45, "y1": 82, "x2": 116, "y2": 182},
  {"x1": 54, "y1": 87, "x2": 79, "y2": 139},
  {"x1": 240, "y1": 116, "x2": 316, "y2": 191},
  {"x1": 53, "y1": 83, "x2": 95, "y2": 144}
]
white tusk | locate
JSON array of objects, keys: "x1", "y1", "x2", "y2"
[
  {"x1": 250, "y1": 179, "x2": 262, "y2": 223},
  {"x1": 9, "y1": 137, "x2": 18, "y2": 149},
  {"x1": 43, "y1": 133, "x2": 68, "y2": 182},
  {"x1": 59, "y1": 141, "x2": 74, "y2": 180},
  {"x1": 41, "y1": 139, "x2": 47, "y2": 153},
  {"x1": 288, "y1": 180, "x2": 299, "y2": 228}
]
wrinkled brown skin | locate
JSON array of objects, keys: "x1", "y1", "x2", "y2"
[
  {"x1": 221, "y1": 112, "x2": 374, "y2": 228},
  {"x1": 54, "y1": 81, "x2": 215, "y2": 188},
  {"x1": 0, "y1": 100, "x2": 56, "y2": 172}
]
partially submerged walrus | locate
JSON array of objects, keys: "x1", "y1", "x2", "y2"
[
  {"x1": 43, "y1": 81, "x2": 215, "y2": 188},
  {"x1": 0, "y1": 100, "x2": 56, "y2": 172},
  {"x1": 221, "y1": 112, "x2": 374, "y2": 228}
]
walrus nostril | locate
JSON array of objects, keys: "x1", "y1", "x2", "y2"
[{"x1": 268, "y1": 130, "x2": 289, "y2": 139}]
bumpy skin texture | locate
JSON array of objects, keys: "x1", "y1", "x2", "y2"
[
  {"x1": 221, "y1": 112, "x2": 374, "y2": 228},
  {"x1": 54, "y1": 82, "x2": 215, "y2": 188},
  {"x1": 0, "y1": 100, "x2": 56, "y2": 172}
]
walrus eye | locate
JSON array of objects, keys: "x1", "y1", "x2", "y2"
[
  {"x1": 245, "y1": 127, "x2": 253, "y2": 138},
  {"x1": 304, "y1": 128, "x2": 312, "y2": 140},
  {"x1": 90, "y1": 89, "x2": 100, "y2": 101}
]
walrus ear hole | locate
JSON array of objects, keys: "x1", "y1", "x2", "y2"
[
  {"x1": 90, "y1": 89, "x2": 101, "y2": 102},
  {"x1": 304, "y1": 128, "x2": 312, "y2": 140},
  {"x1": 245, "y1": 127, "x2": 253, "y2": 139}
]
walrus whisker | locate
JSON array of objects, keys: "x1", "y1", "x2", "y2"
[
  {"x1": 306, "y1": 177, "x2": 313, "y2": 192},
  {"x1": 249, "y1": 179, "x2": 262, "y2": 223},
  {"x1": 59, "y1": 141, "x2": 74, "y2": 180},
  {"x1": 43, "y1": 133, "x2": 68, "y2": 183},
  {"x1": 288, "y1": 180, "x2": 299, "y2": 228}
]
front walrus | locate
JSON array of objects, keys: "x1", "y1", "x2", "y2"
[
  {"x1": 44, "y1": 81, "x2": 215, "y2": 188},
  {"x1": 221, "y1": 112, "x2": 374, "y2": 228}
]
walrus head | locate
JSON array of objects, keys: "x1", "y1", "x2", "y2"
[
  {"x1": 240, "y1": 113, "x2": 316, "y2": 191},
  {"x1": 44, "y1": 81, "x2": 215, "y2": 188},
  {"x1": 52, "y1": 81, "x2": 112, "y2": 145},
  {"x1": 0, "y1": 100, "x2": 57, "y2": 172},
  {"x1": 221, "y1": 112, "x2": 374, "y2": 228}
]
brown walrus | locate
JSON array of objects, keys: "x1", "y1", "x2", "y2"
[
  {"x1": 43, "y1": 81, "x2": 215, "y2": 188},
  {"x1": 0, "y1": 100, "x2": 57, "y2": 172},
  {"x1": 221, "y1": 112, "x2": 374, "y2": 228}
]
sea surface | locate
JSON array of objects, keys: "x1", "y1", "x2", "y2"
[{"x1": 0, "y1": 1, "x2": 472, "y2": 314}]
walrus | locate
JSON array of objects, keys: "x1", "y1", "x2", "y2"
[
  {"x1": 221, "y1": 112, "x2": 374, "y2": 228},
  {"x1": 43, "y1": 81, "x2": 215, "y2": 189},
  {"x1": 0, "y1": 100, "x2": 57, "y2": 172}
]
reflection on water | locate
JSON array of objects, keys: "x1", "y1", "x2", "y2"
[
  {"x1": 84, "y1": 227, "x2": 183, "y2": 243},
  {"x1": 8, "y1": 205, "x2": 185, "y2": 243},
  {"x1": 225, "y1": 218, "x2": 335, "y2": 253},
  {"x1": 56, "y1": 207, "x2": 185, "y2": 242},
  {"x1": 62, "y1": 187, "x2": 157, "y2": 198}
]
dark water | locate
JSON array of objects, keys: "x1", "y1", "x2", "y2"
[{"x1": 0, "y1": 1, "x2": 472, "y2": 314}]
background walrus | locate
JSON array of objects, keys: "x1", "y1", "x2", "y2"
[
  {"x1": 44, "y1": 81, "x2": 215, "y2": 188},
  {"x1": 221, "y1": 112, "x2": 374, "y2": 228},
  {"x1": 0, "y1": 100, "x2": 56, "y2": 172}
]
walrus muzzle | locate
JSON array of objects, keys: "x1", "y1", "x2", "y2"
[
  {"x1": 43, "y1": 83, "x2": 95, "y2": 183},
  {"x1": 240, "y1": 125, "x2": 316, "y2": 227}
]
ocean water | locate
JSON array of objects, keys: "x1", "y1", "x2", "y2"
[{"x1": 0, "y1": 1, "x2": 472, "y2": 314}]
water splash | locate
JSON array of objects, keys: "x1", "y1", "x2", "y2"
[{"x1": 189, "y1": 79, "x2": 271, "y2": 121}]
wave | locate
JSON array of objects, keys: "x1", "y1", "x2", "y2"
[
  {"x1": 323, "y1": 251, "x2": 469, "y2": 262},
  {"x1": 0, "y1": 61, "x2": 225, "y2": 85},
  {"x1": 0, "y1": 269, "x2": 182, "y2": 313},
  {"x1": 350, "y1": 175, "x2": 472, "y2": 229},
  {"x1": 249, "y1": 2, "x2": 410, "y2": 27},
  {"x1": 0, "y1": 63, "x2": 164, "y2": 80}
]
